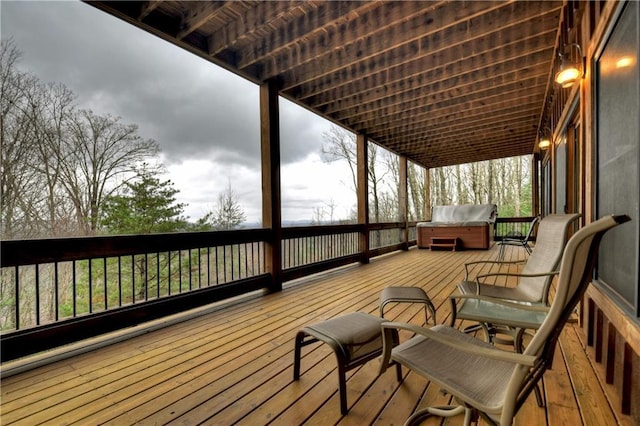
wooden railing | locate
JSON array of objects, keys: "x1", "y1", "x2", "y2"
[{"x1": 0, "y1": 222, "x2": 417, "y2": 361}]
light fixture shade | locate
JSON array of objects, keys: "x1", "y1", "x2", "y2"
[
  {"x1": 554, "y1": 43, "x2": 584, "y2": 88},
  {"x1": 555, "y1": 66, "x2": 581, "y2": 88},
  {"x1": 539, "y1": 138, "x2": 551, "y2": 149}
]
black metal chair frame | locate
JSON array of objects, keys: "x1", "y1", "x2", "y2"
[{"x1": 497, "y1": 216, "x2": 539, "y2": 260}]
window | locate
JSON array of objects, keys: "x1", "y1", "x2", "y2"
[{"x1": 595, "y1": 0, "x2": 640, "y2": 315}]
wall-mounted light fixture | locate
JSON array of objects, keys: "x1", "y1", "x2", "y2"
[
  {"x1": 538, "y1": 127, "x2": 551, "y2": 150},
  {"x1": 555, "y1": 43, "x2": 585, "y2": 88}
]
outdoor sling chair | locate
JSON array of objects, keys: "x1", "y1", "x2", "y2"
[
  {"x1": 454, "y1": 214, "x2": 579, "y2": 348},
  {"x1": 496, "y1": 216, "x2": 539, "y2": 261},
  {"x1": 457, "y1": 213, "x2": 581, "y2": 306},
  {"x1": 378, "y1": 214, "x2": 630, "y2": 426}
]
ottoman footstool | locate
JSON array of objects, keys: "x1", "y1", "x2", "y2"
[
  {"x1": 379, "y1": 286, "x2": 437, "y2": 325},
  {"x1": 293, "y1": 312, "x2": 400, "y2": 414}
]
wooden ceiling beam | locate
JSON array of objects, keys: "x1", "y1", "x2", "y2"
[
  {"x1": 341, "y1": 80, "x2": 547, "y2": 131},
  {"x1": 412, "y1": 144, "x2": 533, "y2": 166},
  {"x1": 413, "y1": 139, "x2": 534, "y2": 164},
  {"x1": 207, "y1": 1, "x2": 322, "y2": 56},
  {"x1": 262, "y1": 1, "x2": 504, "y2": 82},
  {"x1": 383, "y1": 126, "x2": 535, "y2": 149},
  {"x1": 406, "y1": 140, "x2": 533, "y2": 156},
  {"x1": 306, "y1": 28, "x2": 557, "y2": 111},
  {"x1": 276, "y1": 2, "x2": 507, "y2": 85},
  {"x1": 176, "y1": 1, "x2": 233, "y2": 40},
  {"x1": 288, "y1": 13, "x2": 559, "y2": 102},
  {"x1": 373, "y1": 127, "x2": 539, "y2": 154},
  {"x1": 370, "y1": 108, "x2": 540, "y2": 141},
  {"x1": 414, "y1": 147, "x2": 533, "y2": 168},
  {"x1": 139, "y1": 1, "x2": 162, "y2": 21},
  {"x1": 392, "y1": 131, "x2": 536, "y2": 165},
  {"x1": 231, "y1": 1, "x2": 391, "y2": 69},
  {"x1": 370, "y1": 110, "x2": 539, "y2": 142},
  {"x1": 277, "y1": 1, "x2": 560, "y2": 91},
  {"x1": 375, "y1": 105, "x2": 540, "y2": 139},
  {"x1": 344, "y1": 89, "x2": 543, "y2": 140},
  {"x1": 352, "y1": 87, "x2": 544, "y2": 136},
  {"x1": 327, "y1": 67, "x2": 549, "y2": 125},
  {"x1": 375, "y1": 129, "x2": 537, "y2": 156}
]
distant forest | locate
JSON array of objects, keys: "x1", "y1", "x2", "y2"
[{"x1": 319, "y1": 125, "x2": 532, "y2": 224}]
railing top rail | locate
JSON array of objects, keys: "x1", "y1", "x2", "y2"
[
  {"x1": 1, "y1": 228, "x2": 272, "y2": 267},
  {"x1": 282, "y1": 223, "x2": 364, "y2": 238}
]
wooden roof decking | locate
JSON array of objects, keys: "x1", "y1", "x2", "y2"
[
  {"x1": 1, "y1": 245, "x2": 623, "y2": 425},
  {"x1": 85, "y1": 0, "x2": 564, "y2": 169}
]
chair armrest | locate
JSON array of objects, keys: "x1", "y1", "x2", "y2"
[
  {"x1": 450, "y1": 294, "x2": 551, "y2": 312},
  {"x1": 378, "y1": 322, "x2": 537, "y2": 377},
  {"x1": 475, "y1": 270, "x2": 558, "y2": 284},
  {"x1": 464, "y1": 259, "x2": 526, "y2": 280}
]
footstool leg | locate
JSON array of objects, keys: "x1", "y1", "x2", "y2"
[
  {"x1": 337, "y1": 362, "x2": 348, "y2": 414},
  {"x1": 395, "y1": 362, "x2": 403, "y2": 382},
  {"x1": 425, "y1": 300, "x2": 437, "y2": 325},
  {"x1": 293, "y1": 330, "x2": 307, "y2": 380}
]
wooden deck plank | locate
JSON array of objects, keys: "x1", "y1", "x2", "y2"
[
  {"x1": 559, "y1": 325, "x2": 618, "y2": 425},
  {"x1": 0, "y1": 244, "x2": 617, "y2": 425}
]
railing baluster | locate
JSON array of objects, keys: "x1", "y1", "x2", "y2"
[
  {"x1": 156, "y1": 252, "x2": 161, "y2": 299},
  {"x1": 223, "y1": 246, "x2": 227, "y2": 283},
  {"x1": 215, "y1": 246, "x2": 219, "y2": 285},
  {"x1": 72, "y1": 261, "x2": 77, "y2": 317},
  {"x1": 233, "y1": 244, "x2": 236, "y2": 281},
  {"x1": 188, "y1": 250, "x2": 192, "y2": 291},
  {"x1": 206, "y1": 247, "x2": 211, "y2": 286},
  {"x1": 34, "y1": 264, "x2": 40, "y2": 326},
  {"x1": 131, "y1": 255, "x2": 135, "y2": 304},
  {"x1": 244, "y1": 243, "x2": 249, "y2": 279},
  {"x1": 144, "y1": 253, "x2": 149, "y2": 300},
  {"x1": 54, "y1": 263, "x2": 59, "y2": 321},
  {"x1": 88, "y1": 259, "x2": 93, "y2": 314},
  {"x1": 14, "y1": 266, "x2": 19, "y2": 329},
  {"x1": 256, "y1": 242, "x2": 260, "y2": 274},
  {"x1": 197, "y1": 248, "x2": 202, "y2": 288},
  {"x1": 167, "y1": 252, "x2": 172, "y2": 295},
  {"x1": 118, "y1": 256, "x2": 122, "y2": 307},
  {"x1": 103, "y1": 257, "x2": 108, "y2": 310}
]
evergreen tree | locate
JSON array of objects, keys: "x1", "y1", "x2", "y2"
[{"x1": 100, "y1": 167, "x2": 188, "y2": 235}]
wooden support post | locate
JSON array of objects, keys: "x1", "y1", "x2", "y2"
[
  {"x1": 399, "y1": 156, "x2": 409, "y2": 250},
  {"x1": 533, "y1": 153, "x2": 541, "y2": 216},
  {"x1": 424, "y1": 167, "x2": 431, "y2": 221},
  {"x1": 260, "y1": 79, "x2": 282, "y2": 292},
  {"x1": 357, "y1": 133, "x2": 370, "y2": 263}
]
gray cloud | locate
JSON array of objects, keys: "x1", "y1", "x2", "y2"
[{"x1": 2, "y1": 0, "x2": 327, "y2": 167}]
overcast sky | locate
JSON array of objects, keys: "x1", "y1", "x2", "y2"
[{"x1": 2, "y1": 0, "x2": 357, "y2": 224}]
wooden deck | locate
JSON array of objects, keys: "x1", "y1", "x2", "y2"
[{"x1": 0, "y1": 245, "x2": 625, "y2": 425}]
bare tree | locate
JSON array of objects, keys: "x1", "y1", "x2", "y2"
[
  {"x1": 321, "y1": 125, "x2": 358, "y2": 192},
  {"x1": 208, "y1": 180, "x2": 246, "y2": 230},
  {"x1": 2, "y1": 40, "x2": 161, "y2": 238},
  {"x1": 322, "y1": 125, "x2": 399, "y2": 222},
  {"x1": 2, "y1": 42, "x2": 81, "y2": 239},
  {"x1": 2, "y1": 40, "x2": 31, "y2": 238},
  {"x1": 62, "y1": 109, "x2": 160, "y2": 234}
]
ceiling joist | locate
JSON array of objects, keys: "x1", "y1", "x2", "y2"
[{"x1": 87, "y1": 0, "x2": 564, "y2": 169}]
